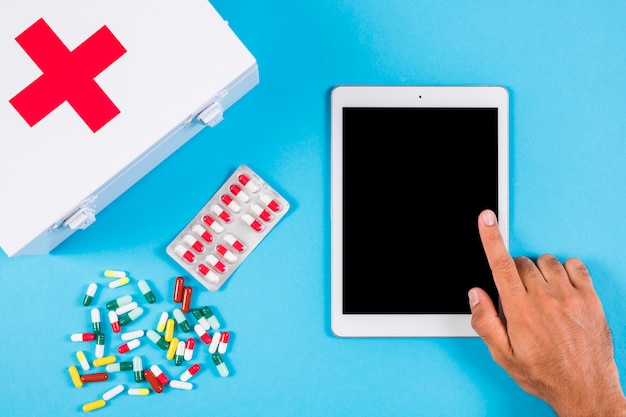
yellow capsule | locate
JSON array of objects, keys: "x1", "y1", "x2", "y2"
[
  {"x1": 166, "y1": 337, "x2": 179, "y2": 360},
  {"x1": 76, "y1": 351, "x2": 90, "y2": 371},
  {"x1": 82, "y1": 399, "x2": 106, "y2": 412},
  {"x1": 68, "y1": 365, "x2": 83, "y2": 388},
  {"x1": 156, "y1": 312, "x2": 168, "y2": 333},
  {"x1": 93, "y1": 355, "x2": 116, "y2": 367},
  {"x1": 128, "y1": 388, "x2": 150, "y2": 396},
  {"x1": 164, "y1": 318, "x2": 175, "y2": 342},
  {"x1": 108, "y1": 277, "x2": 130, "y2": 289},
  {"x1": 104, "y1": 269, "x2": 126, "y2": 278}
]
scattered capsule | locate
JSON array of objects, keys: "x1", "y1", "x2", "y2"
[
  {"x1": 132, "y1": 356, "x2": 143, "y2": 382},
  {"x1": 181, "y1": 286, "x2": 193, "y2": 313},
  {"x1": 102, "y1": 384, "x2": 125, "y2": 401},
  {"x1": 120, "y1": 329, "x2": 144, "y2": 341},
  {"x1": 146, "y1": 329, "x2": 170, "y2": 351},
  {"x1": 76, "y1": 351, "x2": 90, "y2": 371},
  {"x1": 80, "y1": 372, "x2": 109, "y2": 383},
  {"x1": 193, "y1": 324, "x2": 212, "y2": 344},
  {"x1": 119, "y1": 307, "x2": 144, "y2": 326},
  {"x1": 108, "y1": 276, "x2": 130, "y2": 289},
  {"x1": 215, "y1": 244, "x2": 237, "y2": 263},
  {"x1": 202, "y1": 214, "x2": 224, "y2": 233},
  {"x1": 211, "y1": 204, "x2": 231, "y2": 222},
  {"x1": 183, "y1": 234, "x2": 204, "y2": 253},
  {"x1": 150, "y1": 364, "x2": 169, "y2": 385},
  {"x1": 201, "y1": 306, "x2": 221, "y2": 330},
  {"x1": 218, "y1": 331, "x2": 230, "y2": 354},
  {"x1": 169, "y1": 380, "x2": 193, "y2": 390},
  {"x1": 82, "y1": 399, "x2": 106, "y2": 412},
  {"x1": 220, "y1": 194, "x2": 241, "y2": 213},
  {"x1": 229, "y1": 183, "x2": 250, "y2": 202},
  {"x1": 223, "y1": 233, "x2": 245, "y2": 253},
  {"x1": 93, "y1": 355, "x2": 116, "y2": 367},
  {"x1": 68, "y1": 365, "x2": 83, "y2": 388},
  {"x1": 143, "y1": 369, "x2": 164, "y2": 394},
  {"x1": 166, "y1": 338, "x2": 179, "y2": 361},
  {"x1": 180, "y1": 363, "x2": 200, "y2": 382},
  {"x1": 116, "y1": 301, "x2": 139, "y2": 316},
  {"x1": 156, "y1": 312, "x2": 169, "y2": 333},
  {"x1": 118, "y1": 338, "x2": 141, "y2": 354},
  {"x1": 108, "y1": 310, "x2": 120, "y2": 333},
  {"x1": 192, "y1": 309, "x2": 211, "y2": 331},
  {"x1": 95, "y1": 333, "x2": 105, "y2": 359},
  {"x1": 208, "y1": 331, "x2": 221, "y2": 354},
  {"x1": 71, "y1": 333, "x2": 96, "y2": 342},
  {"x1": 174, "y1": 244, "x2": 195, "y2": 263},
  {"x1": 128, "y1": 388, "x2": 150, "y2": 396},
  {"x1": 104, "y1": 269, "x2": 126, "y2": 278},
  {"x1": 212, "y1": 352, "x2": 229, "y2": 377},
  {"x1": 251, "y1": 203, "x2": 272, "y2": 222},
  {"x1": 184, "y1": 338, "x2": 195, "y2": 361},
  {"x1": 192, "y1": 224, "x2": 213, "y2": 243},
  {"x1": 173, "y1": 276, "x2": 185, "y2": 303},
  {"x1": 164, "y1": 318, "x2": 176, "y2": 342},
  {"x1": 238, "y1": 173, "x2": 259, "y2": 192},
  {"x1": 174, "y1": 340, "x2": 186, "y2": 365},
  {"x1": 173, "y1": 308, "x2": 191, "y2": 332},
  {"x1": 205, "y1": 254, "x2": 227, "y2": 273},
  {"x1": 105, "y1": 295, "x2": 133, "y2": 310},
  {"x1": 105, "y1": 361, "x2": 133, "y2": 372},
  {"x1": 91, "y1": 308, "x2": 101, "y2": 333},
  {"x1": 242, "y1": 213, "x2": 263, "y2": 232},
  {"x1": 82, "y1": 283, "x2": 98, "y2": 306},
  {"x1": 137, "y1": 279, "x2": 156, "y2": 304},
  {"x1": 260, "y1": 193, "x2": 281, "y2": 212},
  {"x1": 196, "y1": 264, "x2": 219, "y2": 284}
]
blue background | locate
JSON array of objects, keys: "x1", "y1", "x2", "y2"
[{"x1": 2, "y1": 1, "x2": 626, "y2": 416}]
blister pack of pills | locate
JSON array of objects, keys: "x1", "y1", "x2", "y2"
[{"x1": 166, "y1": 164, "x2": 290, "y2": 291}]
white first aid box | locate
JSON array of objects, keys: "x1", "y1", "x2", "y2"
[{"x1": 0, "y1": 0, "x2": 259, "y2": 257}]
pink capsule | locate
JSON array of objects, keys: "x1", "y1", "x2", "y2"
[
  {"x1": 202, "y1": 215, "x2": 224, "y2": 233},
  {"x1": 183, "y1": 234, "x2": 204, "y2": 253},
  {"x1": 220, "y1": 194, "x2": 240, "y2": 213},
  {"x1": 197, "y1": 264, "x2": 219, "y2": 284},
  {"x1": 211, "y1": 204, "x2": 231, "y2": 222},
  {"x1": 260, "y1": 193, "x2": 281, "y2": 212},
  {"x1": 174, "y1": 244, "x2": 195, "y2": 263},
  {"x1": 224, "y1": 234, "x2": 245, "y2": 253},
  {"x1": 251, "y1": 203, "x2": 272, "y2": 222},
  {"x1": 192, "y1": 224, "x2": 213, "y2": 243},
  {"x1": 229, "y1": 184, "x2": 250, "y2": 203},
  {"x1": 108, "y1": 310, "x2": 121, "y2": 333},
  {"x1": 218, "y1": 331, "x2": 230, "y2": 354},
  {"x1": 194, "y1": 324, "x2": 212, "y2": 344},
  {"x1": 205, "y1": 254, "x2": 227, "y2": 273},
  {"x1": 238, "y1": 173, "x2": 259, "y2": 192},
  {"x1": 215, "y1": 244, "x2": 237, "y2": 263},
  {"x1": 242, "y1": 213, "x2": 263, "y2": 232},
  {"x1": 184, "y1": 338, "x2": 195, "y2": 361}
]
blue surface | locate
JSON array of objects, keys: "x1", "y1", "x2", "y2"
[{"x1": 2, "y1": 1, "x2": 626, "y2": 416}]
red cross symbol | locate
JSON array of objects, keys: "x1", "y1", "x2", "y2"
[{"x1": 9, "y1": 18, "x2": 127, "y2": 133}]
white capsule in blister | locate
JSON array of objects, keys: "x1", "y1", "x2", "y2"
[{"x1": 229, "y1": 184, "x2": 250, "y2": 202}]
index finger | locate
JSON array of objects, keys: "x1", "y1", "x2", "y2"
[{"x1": 478, "y1": 209, "x2": 525, "y2": 301}]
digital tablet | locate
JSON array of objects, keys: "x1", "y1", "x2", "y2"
[{"x1": 330, "y1": 85, "x2": 509, "y2": 337}]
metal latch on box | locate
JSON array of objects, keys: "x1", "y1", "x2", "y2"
[{"x1": 51, "y1": 196, "x2": 97, "y2": 231}]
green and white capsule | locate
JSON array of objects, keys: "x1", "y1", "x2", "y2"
[
  {"x1": 192, "y1": 309, "x2": 211, "y2": 331},
  {"x1": 174, "y1": 340, "x2": 185, "y2": 366},
  {"x1": 95, "y1": 333, "x2": 105, "y2": 359},
  {"x1": 105, "y1": 361, "x2": 133, "y2": 372},
  {"x1": 105, "y1": 294, "x2": 132, "y2": 310},
  {"x1": 83, "y1": 283, "x2": 97, "y2": 306},
  {"x1": 172, "y1": 308, "x2": 191, "y2": 332},
  {"x1": 137, "y1": 279, "x2": 156, "y2": 304},
  {"x1": 132, "y1": 356, "x2": 143, "y2": 382},
  {"x1": 119, "y1": 307, "x2": 144, "y2": 327},
  {"x1": 211, "y1": 352, "x2": 229, "y2": 377},
  {"x1": 146, "y1": 329, "x2": 169, "y2": 351},
  {"x1": 91, "y1": 308, "x2": 101, "y2": 333},
  {"x1": 201, "y1": 306, "x2": 221, "y2": 330},
  {"x1": 115, "y1": 301, "x2": 138, "y2": 316}
]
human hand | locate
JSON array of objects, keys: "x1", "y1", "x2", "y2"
[{"x1": 469, "y1": 209, "x2": 626, "y2": 417}]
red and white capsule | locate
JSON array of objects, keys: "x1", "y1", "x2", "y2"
[
  {"x1": 196, "y1": 264, "x2": 219, "y2": 284},
  {"x1": 220, "y1": 194, "x2": 240, "y2": 213},
  {"x1": 242, "y1": 213, "x2": 263, "y2": 232},
  {"x1": 215, "y1": 244, "x2": 237, "y2": 263},
  {"x1": 108, "y1": 310, "x2": 121, "y2": 333},
  {"x1": 238, "y1": 173, "x2": 259, "y2": 192},
  {"x1": 202, "y1": 215, "x2": 224, "y2": 233},
  {"x1": 224, "y1": 234, "x2": 245, "y2": 253},
  {"x1": 205, "y1": 254, "x2": 227, "y2": 273},
  {"x1": 180, "y1": 363, "x2": 200, "y2": 382},
  {"x1": 150, "y1": 364, "x2": 169, "y2": 385},
  {"x1": 218, "y1": 331, "x2": 230, "y2": 354},
  {"x1": 251, "y1": 203, "x2": 272, "y2": 222},
  {"x1": 211, "y1": 204, "x2": 231, "y2": 222},
  {"x1": 118, "y1": 338, "x2": 141, "y2": 354},
  {"x1": 183, "y1": 338, "x2": 195, "y2": 361},
  {"x1": 192, "y1": 224, "x2": 213, "y2": 243},
  {"x1": 229, "y1": 184, "x2": 250, "y2": 203},
  {"x1": 174, "y1": 244, "x2": 195, "y2": 263},
  {"x1": 260, "y1": 193, "x2": 281, "y2": 212},
  {"x1": 194, "y1": 324, "x2": 212, "y2": 344},
  {"x1": 183, "y1": 234, "x2": 204, "y2": 253}
]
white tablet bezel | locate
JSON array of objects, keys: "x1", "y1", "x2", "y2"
[{"x1": 330, "y1": 85, "x2": 509, "y2": 337}]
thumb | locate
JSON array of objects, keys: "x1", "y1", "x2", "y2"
[{"x1": 469, "y1": 287, "x2": 511, "y2": 356}]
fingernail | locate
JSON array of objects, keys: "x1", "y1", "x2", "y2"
[
  {"x1": 482, "y1": 210, "x2": 496, "y2": 226},
  {"x1": 468, "y1": 289, "x2": 480, "y2": 308}
]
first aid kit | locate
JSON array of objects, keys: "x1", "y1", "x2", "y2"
[{"x1": 0, "y1": 0, "x2": 258, "y2": 257}]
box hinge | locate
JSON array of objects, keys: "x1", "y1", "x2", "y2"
[
  {"x1": 51, "y1": 196, "x2": 97, "y2": 231},
  {"x1": 184, "y1": 91, "x2": 228, "y2": 127}
]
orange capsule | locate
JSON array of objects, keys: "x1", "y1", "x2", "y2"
[
  {"x1": 173, "y1": 276, "x2": 185, "y2": 303},
  {"x1": 80, "y1": 372, "x2": 109, "y2": 383},
  {"x1": 143, "y1": 369, "x2": 163, "y2": 394},
  {"x1": 181, "y1": 286, "x2": 192, "y2": 313}
]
